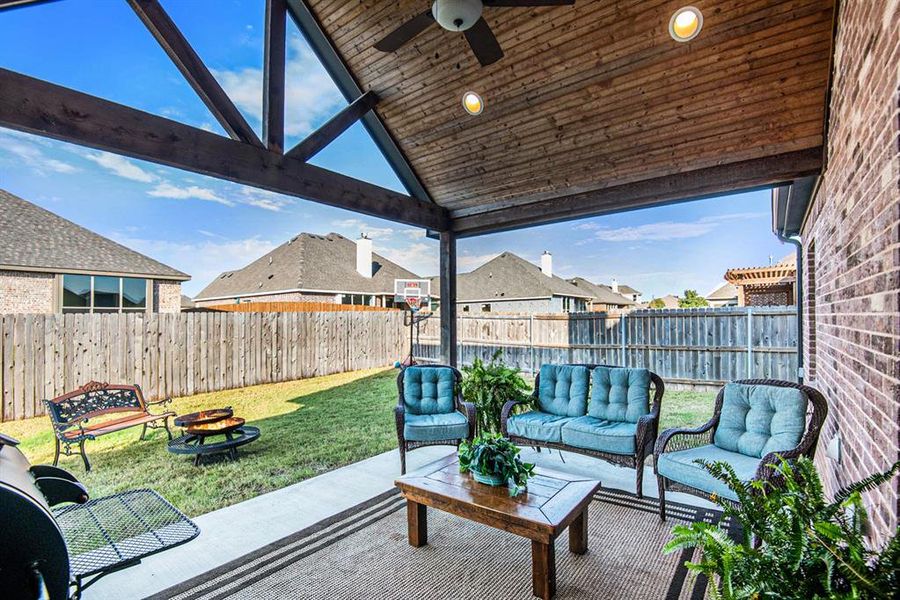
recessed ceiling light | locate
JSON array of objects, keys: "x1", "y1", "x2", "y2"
[
  {"x1": 669, "y1": 6, "x2": 703, "y2": 42},
  {"x1": 462, "y1": 91, "x2": 484, "y2": 115}
]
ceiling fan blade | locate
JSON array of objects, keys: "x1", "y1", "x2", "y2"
[
  {"x1": 464, "y1": 17, "x2": 504, "y2": 67},
  {"x1": 374, "y1": 10, "x2": 435, "y2": 52},
  {"x1": 484, "y1": 0, "x2": 575, "y2": 6}
]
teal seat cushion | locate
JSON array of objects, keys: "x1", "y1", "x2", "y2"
[
  {"x1": 506, "y1": 411, "x2": 576, "y2": 443},
  {"x1": 404, "y1": 412, "x2": 469, "y2": 442},
  {"x1": 538, "y1": 364, "x2": 590, "y2": 417},
  {"x1": 713, "y1": 383, "x2": 808, "y2": 458},
  {"x1": 403, "y1": 366, "x2": 456, "y2": 415},
  {"x1": 589, "y1": 367, "x2": 651, "y2": 423},
  {"x1": 561, "y1": 416, "x2": 637, "y2": 455},
  {"x1": 657, "y1": 444, "x2": 762, "y2": 502}
]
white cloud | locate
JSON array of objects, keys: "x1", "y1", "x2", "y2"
[
  {"x1": 237, "y1": 187, "x2": 295, "y2": 212},
  {"x1": 112, "y1": 235, "x2": 278, "y2": 297},
  {"x1": 380, "y1": 242, "x2": 437, "y2": 276},
  {"x1": 84, "y1": 151, "x2": 156, "y2": 182},
  {"x1": 590, "y1": 212, "x2": 768, "y2": 242},
  {"x1": 332, "y1": 218, "x2": 396, "y2": 239},
  {"x1": 213, "y1": 36, "x2": 343, "y2": 137},
  {"x1": 0, "y1": 130, "x2": 79, "y2": 175},
  {"x1": 148, "y1": 182, "x2": 234, "y2": 206}
]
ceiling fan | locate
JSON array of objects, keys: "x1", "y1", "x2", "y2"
[{"x1": 374, "y1": 0, "x2": 576, "y2": 67}]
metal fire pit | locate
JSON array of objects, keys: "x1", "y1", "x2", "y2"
[{"x1": 168, "y1": 408, "x2": 259, "y2": 466}]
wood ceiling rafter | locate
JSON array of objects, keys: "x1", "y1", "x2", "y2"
[
  {"x1": 0, "y1": 0, "x2": 447, "y2": 230},
  {"x1": 286, "y1": 90, "x2": 380, "y2": 161},
  {"x1": 127, "y1": 0, "x2": 263, "y2": 148}
]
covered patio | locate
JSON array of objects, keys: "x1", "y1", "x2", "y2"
[{"x1": 1, "y1": 0, "x2": 897, "y2": 597}]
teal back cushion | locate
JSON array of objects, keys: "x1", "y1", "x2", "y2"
[
  {"x1": 589, "y1": 367, "x2": 651, "y2": 423},
  {"x1": 714, "y1": 383, "x2": 808, "y2": 458},
  {"x1": 538, "y1": 365, "x2": 590, "y2": 417},
  {"x1": 403, "y1": 367, "x2": 456, "y2": 415}
]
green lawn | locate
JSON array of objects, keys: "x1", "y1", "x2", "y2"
[{"x1": 0, "y1": 368, "x2": 716, "y2": 517}]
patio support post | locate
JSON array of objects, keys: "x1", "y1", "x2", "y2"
[{"x1": 439, "y1": 231, "x2": 458, "y2": 367}]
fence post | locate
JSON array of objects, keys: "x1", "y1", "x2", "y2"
[
  {"x1": 746, "y1": 308, "x2": 754, "y2": 378},
  {"x1": 620, "y1": 314, "x2": 628, "y2": 367}
]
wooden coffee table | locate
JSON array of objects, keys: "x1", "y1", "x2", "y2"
[{"x1": 395, "y1": 455, "x2": 600, "y2": 599}]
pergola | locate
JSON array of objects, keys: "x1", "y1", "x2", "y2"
[{"x1": 0, "y1": 0, "x2": 836, "y2": 367}]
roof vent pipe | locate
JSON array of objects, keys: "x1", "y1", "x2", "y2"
[
  {"x1": 541, "y1": 251, "x2": 552, "y2": 278},
  {"x1": 356, "y1": 234, "x2": 373, "y2": 278}
]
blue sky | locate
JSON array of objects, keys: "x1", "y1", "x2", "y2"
[{"x1": 0, "y1": 0, "x2": 789, "y2": 298}]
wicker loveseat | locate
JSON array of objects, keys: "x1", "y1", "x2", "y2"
[
  {"x1": 654, "y1": 379, "x2": 828, "y2": 520},
  {"x1": 500, "y1": 363, "x2": 665, "y2": 497},
  {"x1": 395, "y1": 365, "x2": 476, "y2": 474}
]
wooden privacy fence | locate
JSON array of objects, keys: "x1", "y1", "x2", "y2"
[
  {"x1": 413, "y1": 307, "x2": 798, "y2": 386},
  {"x1": 0, "y1": 311, "x2": 408, "y2": 422},
  {"x1": 201, "y1": 302, "x2": 400, "y2": 313}
]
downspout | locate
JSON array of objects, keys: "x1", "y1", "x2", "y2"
[{"x1": 774, "y1": 185, "x2": 805, "y2": 384}]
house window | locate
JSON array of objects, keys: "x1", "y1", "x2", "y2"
[
  {"x1": 61, "y1": 275, "x2": 147, "y2": 314},
  {"x1": 481, "y1": 304, "x2": 491, "y2": 312}
]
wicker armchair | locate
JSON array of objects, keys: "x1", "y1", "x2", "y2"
[
  {"x1": 654, "y1": 379, "x2": 828, "y2": 520},
  {"x1": 395, "y1": 365, "x2": 476, "y2": 475},
  {"x1": 501, "y1": 363, "x2": 665, "y2": 497}
]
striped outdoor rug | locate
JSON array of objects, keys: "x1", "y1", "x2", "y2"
[{"x1": 149, "y1": 487, "x2": 736, "y2": 600}]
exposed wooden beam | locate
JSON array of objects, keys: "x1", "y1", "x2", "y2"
[
  {"x1": 127, "y1": 0, "x2": 263, "y2": 148},
  {"x1": 452, "y1": 148, "x2": 824, "y2": 237},
  {"x1": 0, "y1": 68, "x2": 447, "y2": 230},
  {"x1": 439, "y1": 231, "x2": 457, "y2": 367},
  {"x1": 0, "y1": 0, "x2": 57, "y2": 9},
  {"x1": 286, "y1": 91, "x2": 379, "y2": 162},
  {"x1": 285, "y1": 0, "x2": 433, "y2": 204},
  {"x1": 263, "y1": 0, "x2": 286, "y2": 153}
]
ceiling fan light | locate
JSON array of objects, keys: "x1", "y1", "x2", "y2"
[
  {"x1": 669, "y1": 6, "x2": 702, "y2": 42},
  {"x1": 463, "y1": 91, "x2": 484, "y2": 115},
  {"x1": 432, "y1": 0, "x2": 483, "y2": 32}
]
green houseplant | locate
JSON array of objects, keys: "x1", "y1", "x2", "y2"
[
  {"x1": 459, "y1": 433, "x2": 535, "y2": 495},
  {"x1": 461, "y1": 350, "x2": 530, "y2": 435},
  {"x1": 664, "y1": 457, "x2": 900, "y2": 600}
]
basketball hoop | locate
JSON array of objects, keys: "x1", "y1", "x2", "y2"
[{"x1": 405, "y1": 296, "x2": 423, "y2": 312}]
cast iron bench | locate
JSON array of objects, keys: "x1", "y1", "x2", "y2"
[{"x1": 44, "y1": 382, "x2": 175, "y2": 471}]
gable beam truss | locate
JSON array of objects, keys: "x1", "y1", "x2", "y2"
[
  {"x1": 127, "y1": 0, "x2": 264, "y2": 148},
  {"x1": 451, "y1": 148, "x2": 823, "y2": 237},
  {"x1": 0, "y1": 68, "x2": 448, "y2": 230},
  {"x1": 286, "y1": 91, "x2": 379, "y2": 162}
]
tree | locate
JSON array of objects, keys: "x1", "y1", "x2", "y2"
[
  {"x1": 678, "y1": 289, "x2": 708, "y2": 308},
  {"x1": 648, "y1": 298, "x2": 666, "y2": 309}
]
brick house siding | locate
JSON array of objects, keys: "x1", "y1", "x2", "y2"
[
  {"x1": 0, "y1": 270, "x2": 55, "y2": 313},
  {"x1": 802, "y1": 0, "x2": 899, "y2": 548},
  {"x1": 153, "y1": 280, "x2": 184, "y2": 313}
]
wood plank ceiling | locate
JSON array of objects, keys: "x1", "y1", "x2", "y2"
[{"x1": 305, "y1": 0, "x2": 835, "y2": 230}]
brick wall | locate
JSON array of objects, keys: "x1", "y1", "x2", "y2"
[
  {"x1": 153, "y1": 280, "x2": 183, "y2": 313},
  {"x1": 0, "y1": 270, "x2": 55, "y2": 313},
  {"x1": 802, "y1": 0, "x2": 899, "y2": 548}
]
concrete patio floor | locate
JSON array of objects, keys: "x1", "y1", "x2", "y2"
[{"x1": 86, "y1": 446, "x2": 714, "y2": 599}]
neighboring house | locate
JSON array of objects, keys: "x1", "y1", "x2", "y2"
[
  {"x1": 181, "y1": 295, "x2": 196, "y2": 310},
  {"x1": 642, "y1": 294, "x2": 681, "y2": 309},
  {"x1": 724, "y1": 254, "x2": 797, "y2": 306},
  {"x1": 432, "y1": 252, "x2": 592, "y2": 314},
  {"x1": 566, "y1": 277, "x2": 635, "y2": 313},
  {"x1": 0, "y1": 188, "x2": 189, "y2": 314},
  {"x1": 194, "y1": 232, "x2": 419, "y2": 308},
  {"x1": 614, "y1": 282, "x2": 642, "y2": 303},
  {"x1": 706, "y1": 282, "x2": 739, "y2": 307}
]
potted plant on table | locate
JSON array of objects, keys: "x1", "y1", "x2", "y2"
[{"x1": 459, "y1": 432, "x2": 535, "y2": 496}]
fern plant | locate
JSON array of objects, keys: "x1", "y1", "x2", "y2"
[
  {"x1": 460, "y1": 350, "x2": 530, "y2": 435},
  {"x1": 664, "y1": 457, "x2": 900, "y2": 599},
  {"x1": 459, "y1": 433, "x2": 535, "y2": 496}
]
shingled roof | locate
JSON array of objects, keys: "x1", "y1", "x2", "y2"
[
  {"x1": 0, "y1": 188, "x2": 189, "y2": 280},
  {"x1": 195, "y1": 232, "x2": 420, "y2": 300},
  {"x1": 567, "y1": 277, "x2": 635, "y2": 306},
  {"x1": 432, "y1": 252, "x2": 592, "y2": 302}
]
